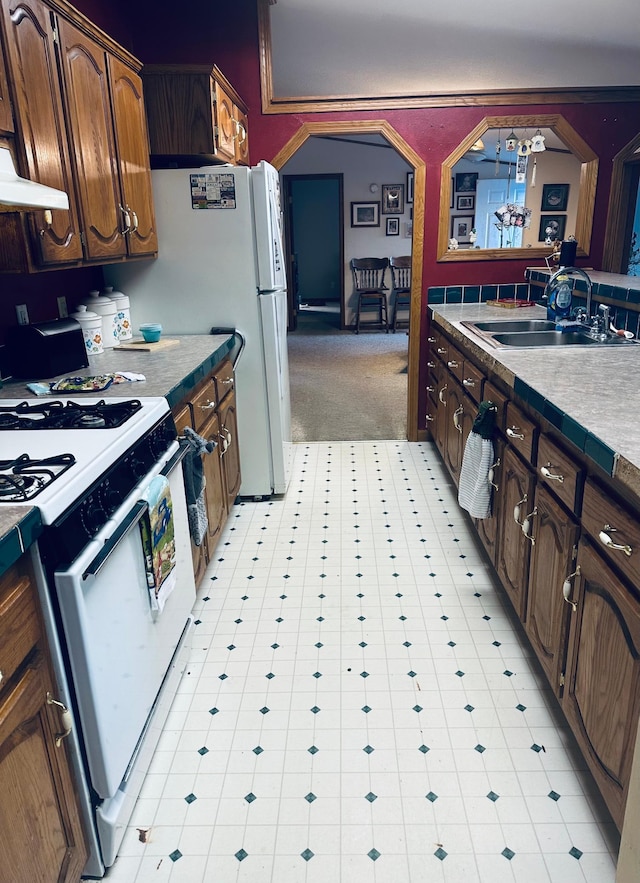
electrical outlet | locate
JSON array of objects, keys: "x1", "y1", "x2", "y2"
[
  {"x1": 57, "y1": 296, "x2": 68, "y2": 318},
  {"x1": 15, "y1": 304, "x2": 29, "y2": 325}
]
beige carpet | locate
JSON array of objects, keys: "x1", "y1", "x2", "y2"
[{"x1": 287, "y1": 307, "x2": 408, "y2": 441}]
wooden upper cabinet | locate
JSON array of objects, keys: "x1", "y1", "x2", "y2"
[
  {"x1": 143, "y1": 64, "x2": 249, "y2": 166},
  {"x1": 57, "y1": 17, "x2": 125, "y2": 261},
  {"x1": 0, "y1": 0, "x2": 83, "y2": 265},
  {"x1": 108, "y1": 56, "x2": 157, "y2": 257},
  {"x1": 0, "y1": 22, "x2": 13, "y2": 132}
]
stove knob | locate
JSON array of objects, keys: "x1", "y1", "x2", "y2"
[
  {"x1": 100, "y1": 479, "x2": 122, "y2": 516},
  {"x1": 83, "y1": 500, "x2": 107, "y2": 536},
  {"x1": 128, "y1": 453, "x2": 148, "y2": 480}
]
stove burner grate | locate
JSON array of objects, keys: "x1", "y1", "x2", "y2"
[
  {"x1": 0, "y1": 453, "x2": 76, "y2": 501},
  {"x1": 0, "y1": 399, "x2": 142, "y2": 430}
]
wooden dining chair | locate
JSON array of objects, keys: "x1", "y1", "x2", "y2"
[
  {"x1": 389, "y1": 255, "x2": 412, "y2": 332},
  {"x1": 350, "y1": 257, "x2": 390, "y2": 333}
]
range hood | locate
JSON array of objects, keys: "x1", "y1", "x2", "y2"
[{"x1": 0, "y1": 146, "x2": 69, "y2": 210}]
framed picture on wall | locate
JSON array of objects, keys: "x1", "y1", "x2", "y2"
[
  {"x1": 350, "y1": 201, "x2": 380, "y2": 227},
  {"x1": 386, "y1": 217, "x2": 400, "y2": 236},
  {"x1": 457, "y1": 194, "x2": 475, "y2": 211},
  {"x1": 451, "y1": 215, "x2": 474, "y2": 244},
  {"x1": 406, "y1": 172, "x2": 414, "y2": 204},
  {"x1": 381, "y1": 184, "x2": 404, "y2": 214},
  {"x1": 538, "y1": 214, "x2": 567, "y2": 242},
  {"x1": 455, "y1": 172, "x2": 478, "y2": 192},
  {"x1": 541, "y1": 183, "x2": 569, "y2": 212}
]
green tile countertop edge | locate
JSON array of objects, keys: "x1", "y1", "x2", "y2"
[
  {"x1": 0, "y1": 508, "x2": 42, "y2": 578},
  {"x1": 429, "y1": 303, "x2": 639, "y2": 493}
]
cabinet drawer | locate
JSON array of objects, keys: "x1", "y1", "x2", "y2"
[
  {"x1": 190, "y1": 379, "x2": 218, "y2": 433},
  {"x1": 536, "y1": 434, "x2": 583, "y2": 515},
  {"x1": 460, "y1": 360, "x2": 484, "y2": 405},
  {"x1": 214, "y1": 359, "x2": 235, "y2": 403},
  {"x1": 582, "y1": 479, "x2": 640, "y2": 590},
  {"x1": 431, "y1": 329, "x2": 449, "y2": 364},
  {"x1": 445, "y1": 344, "x2": 464, "y2": 382},
  {"x1": 0, "y1": 558, "x2": 41, "y2": 689},
  {"x1": 483, "y1": 381, "x2": 508, "y2": 433},
  {"x1": 505, "y1": 401, "x2": 538, "y2": 465}
]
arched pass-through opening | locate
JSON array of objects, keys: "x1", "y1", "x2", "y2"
[{"x1": 271, "y1": 120, "x2": 425, "y2": 442}]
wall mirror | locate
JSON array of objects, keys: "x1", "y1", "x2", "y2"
[{"x1": 437, "y1": 114, "x2": 598, "y2": 262}]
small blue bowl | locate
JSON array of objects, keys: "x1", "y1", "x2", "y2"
[{"x1": 139, "y1": 323, "x2": 162, "y2": 343}]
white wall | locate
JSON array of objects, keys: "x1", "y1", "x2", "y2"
[{"x1": 281, "y1": 137, "x2": 412, "y2": 325}]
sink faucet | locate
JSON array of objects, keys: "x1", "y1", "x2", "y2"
[{"x1": 545, "y1": 265, "x2": 594, "y2": 322}]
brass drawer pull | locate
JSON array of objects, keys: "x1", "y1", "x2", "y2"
[
  {"x1": 506, "y1": 426, "x2": 525, "y2": 440},
  {"x1": 599, "y1": 525, "x2": 632, "y2": 557},
  {"x1": 447, "y1": 360, "x2": 459, "y2": 369},
  {"x1": 453, "y1": 405, "x2": 463, "y2": 433},
  {"x1": 425, "y1": 413, "x2": 434, "y2": 422},
  {"x1": 427, "y1": 361, "x2": 436, "y2": 369},
  {"x1": 199, "y1": 401, "x2": 216, "y2": 411},
  {"x1": 47, "y1": 693, "x2": 73, "y2": 747},
  {"x1": 463, "y1": 378, "x2": 476, "y2": 387},
  {"x1": 562, "y1": 565, "x2": 581, "y2": 612},
  {"x1": 540, "y1": 464, "x2": 564, "y2": 483},
  {"x1": 427, "y1": 336, "x2": 436, "y2": 343},
  {"x1": 437, "y1": 347, "x2": 447, "y2": 355}
]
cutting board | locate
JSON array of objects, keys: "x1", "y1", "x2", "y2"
[{"x1": 117, "y1": 338, "x2": 181, "y2": 352}]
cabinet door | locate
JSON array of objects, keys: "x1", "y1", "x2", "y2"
[
  {"x1": 108, "y1": 55, "x2": 157, "y2": 257},
  {"x1": 234, "y1": 104, "x2": 249, "y2": 165},
  {"x1": 1, "y1": 0, "x2": 83, "y2": 265},
  {"x1": 443, "y1": 381, "x2": 474, "y2": 486},
  {"x1": 474, "y1": 435, "x2": 504, "y2": 565},
  {"x1": 200, "y1": 410, "x2": 227, "y2": 556},
  {"x1": 57, "y1": 16, "x2": 126, "y2": 261},
  {"x1": 563, "y1": 539, "x2": 640, "y2": 830},
  {"x1": 496, "y1": 446, "x2": 535, "y2": 619},
  {"x1": 212, "y1": 77, "x2": 236, "y2": 163},
  {"x1": 0, "y1": 653, "x2": 88, "y2": 883},
  {"x1": 525, "y1": 484, "x2": 578, "y2": 695},
  {"x1": 0, "y1": 26, "x2": 13, "y2": 133},
  {"x1": 218, "y1": 391, "x2": 241, "y2": 509}
]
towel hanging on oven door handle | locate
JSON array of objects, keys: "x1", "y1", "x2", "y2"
[
  {"x1": 182, "y1": 426, "x2": 217, "y2": 547},
  {"x1": 139, "y1": 474, "x2": 177, "y2": 614}
]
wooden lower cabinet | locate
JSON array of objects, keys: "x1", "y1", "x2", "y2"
[
  {"x1": 474, "y1": 435, "x2": 504, "y2": 565},
  {"x1": 563, "y1": 538, "x2": 640, "y2": 830},
  {"x1": 525, "y1": 484, "x2": 579, "y2": 696},
  {"x1": 496, "y1": 446, "x2": 535, "y2": 620},
  {"x1": 0, "y1": 556, "x2": 88, "y2": 883},
  {"x1": 218, "y1": 389, "x2": 241, "y2": 509}
]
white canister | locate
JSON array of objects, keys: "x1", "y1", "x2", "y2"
[
  {"x1": 81, "y1": 290, "x2": 119, "y2": 349},
  {"x1": 69, "y1": 305, "x2": 104, "y2": 355},
  {"x1": 102, "y1": 285, "x2": 132, "y2": 341}
]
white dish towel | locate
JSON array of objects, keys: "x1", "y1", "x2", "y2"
[{"x1": 458, "y1": 401, "x2": 497, "y2": 519}]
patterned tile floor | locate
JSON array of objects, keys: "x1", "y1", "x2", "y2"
[{"x1": 106, "y1": 442, "x2": 619, "y2": 883}]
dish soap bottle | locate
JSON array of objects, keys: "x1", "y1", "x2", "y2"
[{"x1": 545, "y1": 270, "x2": 573, "y2": 322}]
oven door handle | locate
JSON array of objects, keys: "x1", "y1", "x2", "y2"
[
  {"x1": 161, "y1": 442, "x2": 190, "y2": 477},
  {"x1": 83, "y1": 500, "x2": 148, "y2": 580}
]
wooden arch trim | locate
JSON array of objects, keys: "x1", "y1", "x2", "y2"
[
  {"x1": 271, "y1": 121, "x2": 426, "y2": 443},
  {"x1": 602, "y1": 131, "x2": 640, "y2": 273}
]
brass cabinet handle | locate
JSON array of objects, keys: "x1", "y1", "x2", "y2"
[
  {"x1": 453, "y1": 404, "x2": 463, "y2": 433},
  {"x1": 425, "y1": 413, "x2": 434, "y2": 422},
  {"x1": 427, "y1": 336, "x2": 436, "y2": 343},
  {"x1": 488, "y1": 458, "x2": 500, "y2": 491},
  {"x1": 540, "y1": 464, "x2": 564, "y2": 483},
  {"x1": 562, "y1": 565, "x2": 581, "y2": 612},
  {"x1": 426, "y1": 385, "x2": 435, "y2": 394},
  {"x1": 599, "y1": 525, "x2": 632, "y2": 557},
  {"x1": 427, "y1": 361, "x2": 436, "y2": 369},
  {"x1": 447, "y1": 360, "x2": 459, "y2": 369},
  {"x1": 436, "y1": 347, "x2": 447, "y2": 355},
  {"x1": 199, "y1": 401, "x2": 216, "y2": 411},
  {"x1": 506, "y1": 426, "x2": 525, "y2": 440},
  {"x1": 47, "y1": 693, "x2": 73, "y2": 747},
  {"x1": 129, "y1": 207, "x2": 139, "y2": 233},
  {"x1": 463, "y1": 378, "x2": 475, "y2": 387},
  {"x1": 438, "y1": 384, "x2": 447, "y2": 404},
  {"x1": 119, "y1": 203, "x2": 131, "y2": 235}
]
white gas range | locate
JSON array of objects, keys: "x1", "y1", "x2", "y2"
[{"x1": 0, "y1": 396, "x2": 196, "y2": 876}]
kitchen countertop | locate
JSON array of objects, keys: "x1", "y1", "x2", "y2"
[
  {"x1": 0, "y1": 333, "x2": 235, "y2": 410},
  {"x1": 0, "y1": 333, "x2": 234, "y2": 565},
  {"x1": 429, "y1": 303, "x2": 640, "y2": 497}
]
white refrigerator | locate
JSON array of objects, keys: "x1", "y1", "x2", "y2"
[{"x1": 107, "y1": 161, "x2": 292, "y2": 498}]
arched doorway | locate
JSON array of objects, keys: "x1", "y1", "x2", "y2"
[{"x1": 271, "y1": 120, "x2": 425, "y2": 442}]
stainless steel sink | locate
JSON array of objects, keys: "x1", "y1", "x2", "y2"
[
  {"x1": 492, "y1": 331, "x2": 598, "y2": 347},
  {"x1": 471, "y1": 320, "x2": 557, "y2": 333}
]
